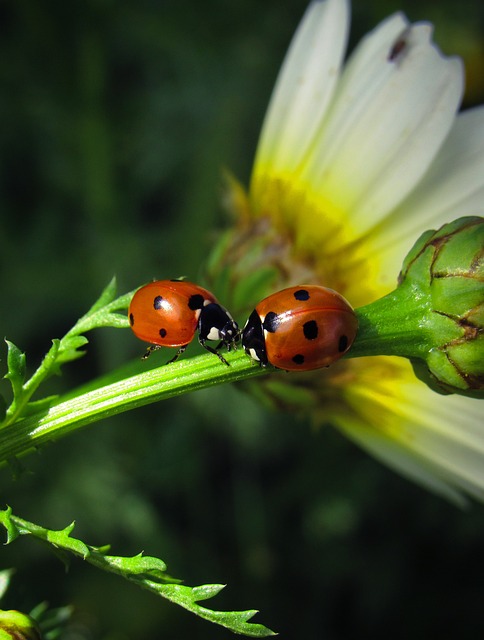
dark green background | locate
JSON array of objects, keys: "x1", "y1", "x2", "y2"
[{"x1": 1, "y1": 1, "x2": 483, "y2": 638}]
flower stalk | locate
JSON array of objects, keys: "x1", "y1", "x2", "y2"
[
  {"x1": 1, "y1": 215, "x2": 481, "y2": 465},
  {"x1": 0, "y1": 350, "x2": 265, "y2": 464}
]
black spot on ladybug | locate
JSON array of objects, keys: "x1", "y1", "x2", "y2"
[
  {"x1": 303, "y1": 320, "x2": 318, "y2": 340},
  {"x1": 294, "y1": 289, "x2": 310, "y2": 301},
  {"x1": 263, "y1": 311, "x2": 281, "y2": 333},
  {"x1": 154, "y1": 296, "x2": 164, "y2": 310},
  {"x1": 159, "y1": 328, "x2": 167, "y2": 338},
  {"x1": 292, "y1": 354, "x2": 305, "y2": 365},
  {"x1": 129, "y1": 313, "x2": 134, "y2": 326},
  {"x1": 338, "y1": 335, "x2": 349, "y2": 352},
  {"x1": 188, "y1": 294, "x2": 204, "y2": 310}
]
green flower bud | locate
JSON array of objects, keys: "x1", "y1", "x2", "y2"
[
  {"x1": 0, "y1": 610, "x2": 42, "y2": 640},
  {"x1": 401, "y1": 216, "x2": 484, "y2": 397},
  {"x1": 354, "y1": 216, "x2": 484, "y2": 398}
]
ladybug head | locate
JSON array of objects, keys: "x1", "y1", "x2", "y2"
[{"x1": 219, "y1": 317, "x2": 240, "y2": 350}]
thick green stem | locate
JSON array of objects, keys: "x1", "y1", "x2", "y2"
[
  {"x1": 351, "y1": 280, "x2": 434, "y2": 359},
  {"x1": 0, "y1": 351, "x2": 265, "y2": 463}
]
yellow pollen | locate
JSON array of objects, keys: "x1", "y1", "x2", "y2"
[{"x1": 250, "y1": 172, "x2": 385, "y2": 306}]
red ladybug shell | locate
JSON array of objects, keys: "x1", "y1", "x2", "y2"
[
  {"x1": 242, "y1": 285, "x2": 358, "y2": 371},
  {"x1": 128, "y1": 280, "x2": 217, "y2": 347}
]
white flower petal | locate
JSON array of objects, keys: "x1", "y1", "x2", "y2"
[
  {"x1": 252, "y1": 0, "x2": 349, "y2": 178},
  {"x1": 302, "y1": 20, "x2": 464, "y2": 233},
  {"x1": 340, "y1": 416, "x2": 470, "y2": 506},
  {"x1": 365, "y1": 106, "x2": 484, "y2": 286},
  {"x1": 398, "y1": 106, "x2": 484, "y2": 221},
  {"x1": 301, "y1": 11, "x2": 410, "y2": 174},
  {"x1": 339, "y1": 360, "x2": 484, "y2": 505},
  {"x1": 374, "y1": 106, "x2": 484, "y2": 248},
  {"x1": 246, "y1": 0, "x2": 484, "y2": 505}
]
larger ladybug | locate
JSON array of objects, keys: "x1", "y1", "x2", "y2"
[
  {"x1": 242, "y1": 285, "x2": 358, "y2": 371},
  {"x1": 128, "y1": 280, "x2": 239, "y2": 365}
]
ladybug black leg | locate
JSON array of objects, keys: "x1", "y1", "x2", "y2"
[
  {"x1": 165, "y1": 345, "x2": 188, "y2": 365},
  {"x1": 223, "y1": 337, "x2": 238, "y2": 352},
  {"x1": 199, "y1": 339, "x2": 230, "y2": 366},
  {"x1": 141, "y1": 344, "x2": 162, "y2": 360}
]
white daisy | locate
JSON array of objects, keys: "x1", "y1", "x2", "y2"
[{"x1": 230, "y1": 0, "x2": 484, "y2": 505}]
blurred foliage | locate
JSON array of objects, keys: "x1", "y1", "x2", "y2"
[{"x1": 1, "y1": 0, "x2": 483, "y2": 638}]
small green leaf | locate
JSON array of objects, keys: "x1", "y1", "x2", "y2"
[
  {"x1": 56, "y1": 336, "x2": 89, "y2": 365},
  {"x1": 100, "y1": 553, "x2": 168, "y2": 576},
  {"x1": 46, "y1": 522, "x2": 91, "y2": 559},
  {"x1": 191, "y1": 583, "x2": 226, "y2": 601},
  {"x1": 65, "y1": 281, "x2": 134, "y2": 335},
  {"x1": 4, "y1": 341, "x2": 26, "y2": 398},
  {"x1": 36, "y1": 340, "x2": 60, "y2": 372},
  {"x1": 85, "y1": 277, "x2": 118, "y2": 315},
  {"x1": 158, "y1": 584, "x2": 277, "y2": 637},
  {"x1": 0, "y1": 507, "x2": 20, "y2": 544}
]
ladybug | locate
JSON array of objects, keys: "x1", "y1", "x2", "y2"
[
  {"x1": 128, "y1": 279, "x2": 239, "y2": 365},
  {"x1": 242, "y1": 285, "x2": 358, "y2": 371}
]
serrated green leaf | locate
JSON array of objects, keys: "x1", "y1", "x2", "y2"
[
  {"x1": 191, "y1": 583, "x2": 226, "y2": 601},
  {"x1": 158, "y1": 584, "x2": 277, "y2": 637},
  {"x1": 92, "y1": 544, "x2": 111, "y2": 554},
  {"x1": 46, "y1": 522, "x2": 90, "y2": 559},
  {"x1": 2, "y1": 509, "x2": 276, "y2": 637},
  {"x1": 38, "y1": 340, "x2": 60, "y2": 371},
  {"x1": 56, "y1": 336, "x2": 89, "y2": 365},
  {"x1": 101, "y1": 553, "x2": 168, "y2": 576},
  {"x1": 65, "y1": 282, "x2": 134, "y2": 335}
]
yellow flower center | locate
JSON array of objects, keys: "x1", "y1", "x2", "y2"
[{"x1": 250, "y1": 171, "x2": 386, "y2": 307}]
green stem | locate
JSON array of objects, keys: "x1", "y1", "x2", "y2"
[
  {"x1": 351, "y1": 280, "x2": 432, "y2": 359},
  {"x1": 0, "y1": 351, "x2": 265, "y2": 464},
  {"x1": 0, "y1": 278, "x2": 451, "y2": 465}
]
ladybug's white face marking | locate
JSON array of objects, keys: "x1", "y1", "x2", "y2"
[
  {"x1": 248, "y1": 347, "x2": 260, "y2": 362},
  {"x1": 206, "y1": 326, "x2": 222, "y2": 341}
]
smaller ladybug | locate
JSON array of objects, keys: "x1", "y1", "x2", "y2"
[
  {"x1": 128, "y1": 280, "x2": 239, "y2": 365},
  {"x1": 242, "y1": 285, "x2": 358, "y2": 371}
]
